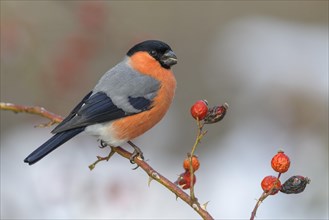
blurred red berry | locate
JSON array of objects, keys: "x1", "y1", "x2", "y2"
[
  {"x1": 53, "y1": 34, "x2": 96, "y2": 90},
  {"x1": 183, "y1": 155, "x2": 200, "y2": 172},
  {"x1": 261, "y1": 176, "x2": 281, "y2": 195},
  {"x1": 175, "y1": 171, "x2": 196, "y2": 190},
  {"x1": 64, "y1": 35, "x2": 95, "y2": 60},
  {"x1": 190, "y1": 100, "x2": 208, "y2": 120},
  {"x1": 271, "y1": 150, "x2": 290, "y2": 173},
  {"x1": 1, "y1": 20, "x2": 31, "y2": 63},
  {"x1": 78, "y1": 1, "x2": 108, "y2": 31}
]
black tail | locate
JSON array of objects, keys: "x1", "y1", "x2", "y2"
[{"x1": 24, "y1": 127, "x2": 85, "y2": 165}]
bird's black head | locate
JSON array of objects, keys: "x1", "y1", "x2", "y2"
[{"x1": 127, "y1": 40, "x2": 177, "y2": 69}]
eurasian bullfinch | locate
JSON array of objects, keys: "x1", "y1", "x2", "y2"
[{"x1": 24, "y1": 40, "x2": 177, "y2": 165}]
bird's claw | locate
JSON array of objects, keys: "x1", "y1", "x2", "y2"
[
  {"x1": 128, "y1": 141, "x2": 144, "y2": 167},
  {"x1": 129, "y1": 149, "x2": 144, "y2": 164},
  {"x1": 99, "y1": 140, "x2": 108, "y2": 148}
]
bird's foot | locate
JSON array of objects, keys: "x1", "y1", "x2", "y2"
[
  {"x1": 99, "y1": 140, "x2": 108, "y2": 148},
  {"x1": 127, "y1": 141, "x2": 144, "y2": 166}
]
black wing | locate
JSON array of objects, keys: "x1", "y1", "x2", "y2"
[
  {"x1": 52, "y1": 92, "x2": 152, "y2": 134},
  {"x1": 52, "y1": 91, "x2": 92, "y2": 131}
]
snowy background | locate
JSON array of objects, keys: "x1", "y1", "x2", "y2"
[{"x1": 1, "y1": 1, "x2": 328, "y2": 219}]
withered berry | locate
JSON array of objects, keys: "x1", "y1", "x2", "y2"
[
  {"x1": 204, "y1": 103, "x2": 228, "y2": 124},
  {"x1": 280, "y1": 175, "x2": 310, "y2": 194}
]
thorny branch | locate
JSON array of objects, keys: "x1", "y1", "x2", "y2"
[{"x1": 0, "y1": 102, "x2": 214, "y2": 220}]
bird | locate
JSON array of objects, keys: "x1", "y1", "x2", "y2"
[{"x1": 24, "y1": 40, "x2": 177, "y2": 165}]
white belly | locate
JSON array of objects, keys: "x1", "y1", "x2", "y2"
[{"x1": 84, "y1": 122, "x2": 127, "y2": 146}]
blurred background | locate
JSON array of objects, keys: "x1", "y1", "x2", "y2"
[{"x1": 1, "y1": 1, "x2": 328, "y2": 219}]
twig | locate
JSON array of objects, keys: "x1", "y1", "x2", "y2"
[
  {"x1": 250, "y1": 192, "x2": 268, "y2": 220},
  {"x1": 0, "y1": 102, "x2": 214, "y2": 220},
  {"x1": 189, "y1": 118, "x2": 207, "y2": 202},
  {"x1": 88, "y1": 149, "x2": 116, "y2": 171},
  {"x1": 250, "y1": 174, "x2": 281, "y2": 220},
  {"x1": 0, "y1": 102, "x2": 63, "y2": 126}
]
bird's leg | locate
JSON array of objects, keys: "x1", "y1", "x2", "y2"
[
  {"x1": 127, "y1": 141, "x2": 144, "y2": 164},
  {"x1": 99, "y1": 140, "x2": 108, "y2": 148}
]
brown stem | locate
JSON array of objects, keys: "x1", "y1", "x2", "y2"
[
  {"x1": 250, "y1": 174, "x2": 282, "y2": 220},
  {"x1": 88, "y1": 149, "x2": 116, "y2": 171},
  {"x1": 189, "y1": 118, "x2": 206, "y2": 202},
  {"x1": 250, "y1": 192, "x2": 268, "y2": 220},
  {"x1": 0, "y1": 102, "x2": 63, "y2": 126}
]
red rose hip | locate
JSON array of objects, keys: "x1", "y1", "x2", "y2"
[
  {"x1": 176, "y1": 171, "x2": 197, "y2": 190},
  {"x1": 183, "y1": 155, "x2": 200, "y2": 172},
  {"x1": 190, "y1": 100, "x2": 208, "y2": 120},
  {"x1": 271, "y1": 150, "x2": 290, "y2": 173},
  {"x1": 261, "y1": 175, "x2": 281, "y2": 195}
]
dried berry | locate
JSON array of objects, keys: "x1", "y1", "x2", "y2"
[
  {"x1": 271, "y1": 150, "x2": 291, "y2": 173},
  {"x1": 261, "y1": 176, "x2": 282, "y2": 195},
  {"x1": 183, "y1": 155, "x2": 200, "y2": 172},
  {"x1": 280, "y1": 175, "x2": 310, "y2": 194},
  {"x1": 204, "y1": 103, "x2": 229, "y2": 124},
  {"x1": 190, "y1": 100, "x2": 208, "y2": 120},
  {"x1": 175, "y1": 171, "x2": 196, "y2": 190}
]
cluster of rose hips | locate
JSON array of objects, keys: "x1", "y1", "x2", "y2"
[
  {"x1": 176, "y1": 155, "x2": 200, "y2": 189},
  {"x1": 190, "y1": 100, "x2": 228, "y2": 124},
  {"x1": 176, "y1": 100, "x2": 228, "y2": 190},
  {"x1": 261, "y1": 150, "x2": 310, "y2": 195}
]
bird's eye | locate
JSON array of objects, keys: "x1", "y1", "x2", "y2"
[{"x1": 150, "y1": 50, "x2": 157, "y2": 57}]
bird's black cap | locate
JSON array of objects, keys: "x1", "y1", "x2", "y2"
[
  {"x1": 127, "y1": 40, "x2": 177, "y2": 69},
  {"x1": 127, "y1": 40, "x2": 172, "y2": 56}
]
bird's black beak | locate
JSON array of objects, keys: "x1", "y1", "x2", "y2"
[{"x1": 160, "y1": 50, "x2": 177, "y2": 68}]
